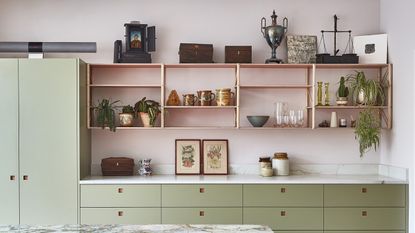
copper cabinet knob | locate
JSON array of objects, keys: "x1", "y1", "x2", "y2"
[
  {"x1": 199, "y1": 211, "x2": 205, "y2": 216},
  {"x1": 118, "y1": 211, "x2": 123, "y2": 216},
  {"x1": 10, "y1": 175, "x2": 16, "y2": 181},
  {"x1": 280, "y1": 188, "x2": 286, "y2": 193},
  {"x1": 199, "y1": 188, "x2": 205, "y2": 193},
  {"x1": 280, "y1": 211, "x2": 286, "y2": 216},
  {"x1": 361, "y1": 187, "x2": 367, "y2": 193},
  {"x1": 362, "y1": 210, "x2": 368, "y2": 216},
  {"x1": 23, "y1": 175, "x2": 28, "y2": 181},
  {"x1": 118, "y1": 188, "x2": 123, "y2": 193}
]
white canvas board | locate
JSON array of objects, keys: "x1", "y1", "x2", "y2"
[{"x1": 353, "y1": 34, "x2": 388, "y2": 64}]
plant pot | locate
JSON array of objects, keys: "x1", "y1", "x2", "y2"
[
  {"x1": 139, "y1": 112, "x2": 152, "y2": 127},
  {"x1": 336, "y1": 97, "x2": 348, "y2": 106},
  {"x1": 119, "y1": 113, "x2": 134, "y2": 127},
  {"x1": 357, "y1": 89, "x2": 366, "y2": 105}
]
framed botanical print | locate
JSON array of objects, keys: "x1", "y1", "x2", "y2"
[
  {"x1": 202, "y1": 139, "x2": 228, "y2": 175},
  {"x1": 175, "y1": 139, "x2": 201, "y2": 175}
]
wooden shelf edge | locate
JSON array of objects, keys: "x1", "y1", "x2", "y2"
[
  {"x1": 89, "y1": 63, "x2": 163, "y2": 68},
  {"x1": 164, "y1": 64, "x2": 237, "y2": 68},
  {"x1": 164, "y1": 106, "x2": 237, "y2": 109},
  {"x1": 315, "y1": 63, "x2": 389, "y2": 69},
  {"x1": 89, "y1": 84, "x2": 162, "y2": 88},
  {"x1": 315, "y1": 105, "x2": 388, "y2": 109},
  {"x1": 239, "y1": 85, "x2": 312, "y2": 89},
  {"x1": 239, "y1": 64, "x2": 313, "y2": 69}
]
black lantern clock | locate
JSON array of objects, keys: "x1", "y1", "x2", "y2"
[{"x1": 114, "y1": 21, "x2": 156, "y2": 63}]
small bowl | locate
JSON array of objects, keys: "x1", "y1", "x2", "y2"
[{"x1": 247, "y1": 116, "x2": 270, "y2": 127}]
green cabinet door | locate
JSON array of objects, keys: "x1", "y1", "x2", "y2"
[
  {"x1": 0, "y1": 59, "x2": 19, "y2": 224},
  {"x1": 81, "y1": 208, "x2": 161, "y2": 224},
  {"x1": 162, "y1": 185, "x2": 242, "y2": 207},
  {"x1": 19, "y1": 59, "x2": 79, "y2": 224},
  {"x1": 244, "y1": 207, "x2": 323, "y2": 231},
  {"x1": 162, "y1": 208, "x2": 242, "y2": 224}
]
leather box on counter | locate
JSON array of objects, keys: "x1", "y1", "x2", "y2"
[
  {"x1": 101, "y1": 157, "x2": 134, "y2": 176},
  {"x1": 179, "y1": 43, "x2": 213, "y2": 63},
  {"x1": 225, "y1": 46, "x2": 252, "y2": 63}
]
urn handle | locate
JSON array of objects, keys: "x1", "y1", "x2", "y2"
[
  {"x1": 261, "y1": 17, "x2": 267, "y2": 36},
  {"x1": 283, "y1": 17, "x2": 288, "y2": 33}
]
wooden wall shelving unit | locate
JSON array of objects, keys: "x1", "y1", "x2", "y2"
[{"x1": 87, "y1": 63, "x2": 392, "y2": 130}]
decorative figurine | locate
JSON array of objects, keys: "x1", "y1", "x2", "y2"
[
  {"x1": 317, "y1": 82, "x2": 323, "y2": 106},
  {"x1": 114, "y1": 21, "x2": 156, "y2": 63},
  {"x1": 324, "y1": 82, "x2": 330, "y2": 106},
  {"x1": 167, "y1": 90, "x2": 181, "y2": 106},
  {"x1": 138, "y1": 159, "x2": 153, "y2": 176},
  {"x1": 261, "y1": 10, "x2": 288, "y2": 63}
]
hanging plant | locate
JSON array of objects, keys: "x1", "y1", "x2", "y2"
[{"x1": 355, "y1": 108, "x2": 381, "y2": 157}]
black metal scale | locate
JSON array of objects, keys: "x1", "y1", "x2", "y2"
[{"x1": 316, "y1": 15, "x2": 359, "y2": 64}]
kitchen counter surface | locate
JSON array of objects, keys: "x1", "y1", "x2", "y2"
[
  {"x1": 0, "y1": 224, "x2": 273, "y2": 233},
  {"x1": 80, "y1": 174, "x2": 407, "y2": 185}
]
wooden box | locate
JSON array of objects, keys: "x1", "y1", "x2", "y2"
[
  {"x1": 101, "y1": 157, "x2": 134, "y2": 176},
  {"x1": 179, "y1": 43, "x2": 213, "y2": 63},
  {"x1": 225, "y1": 46, "x2": 252, "y2": 63}
]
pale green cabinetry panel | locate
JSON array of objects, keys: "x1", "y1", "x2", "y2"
[
  {"x1": 162, "y1": 185, "x2": 242, "y2": 207},
  {"x1": 325, "y1": 231, "x2": 404, "y2": 233},
  {"x1": 244, "y1": 207, "x2": 323, "y2": 231},
  {"x1": 244, "y1": 185, "x2": 323, "y2": 207},
  {"x1": 324, "y1": 184, "x2": 405, "y2": 207},
  {"x1": 324, "y1": 208, "x2": 405, "y2": 231},
  {"x1": 275, "y1": 231, "x2": 323, "y2": 233},
  {"x1": 0, "y1": 59, "x2": 19, "y2": 224},
  {"x1": 19, "y1": 59, "x2": 79, "y2": 224},
  {"x1": 81, "y1": 185, "x2": 161, "y2": 207},
  {"x1": 81, "y1": 208, "x2": 161, "y2": 224},
  {"x1": 162, "y1": 208, "x2": 242, "y2": 224}
]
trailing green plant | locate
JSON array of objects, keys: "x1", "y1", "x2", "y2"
[
  {"x1": 134, "y1": 97, "x2": 161, "y2": 126},
  {"x1": 122, "y1": 105, "x2": 134, "y2": 114},
  {"x1": 355, "y1": 108, "x2": 381, "y2": 157},
  {"x1": 346, "y1": 71, "x2": 385, "y2": 105},
  {"x1": 337, "y1": 76, "x2": 349, "y2": 98},
  {"x1": 94, "y1": 99, "x2": 120, "y2": 132}
]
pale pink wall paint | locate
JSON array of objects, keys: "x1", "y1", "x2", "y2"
[{"x1": 0, "y1": 0, "x2": 383, "y2": 166}]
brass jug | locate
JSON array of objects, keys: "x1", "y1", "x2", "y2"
[
  {"x1": 183, "y1": 94, "x2": 198, "y2": 106},
  {"x1": 197, "y1": 90, "x2": 216, "y2": 106},
  {"x1": 216, "y1": 88, "x2": 234, "y2": 106}
]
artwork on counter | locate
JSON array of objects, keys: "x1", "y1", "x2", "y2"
[
  {"x1": 202, "y1": 139, "x2": 228, "y2": 175},
  {"x1": 175, "y1": 139, "x2": 201, "y2": 175},
  {"x1": 353, "y1": 34, "x2": 387, "y2": 64},
  {"x1": 287, "y1": 35, "x2": 317, "y2": 64}
]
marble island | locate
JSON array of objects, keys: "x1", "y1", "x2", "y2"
[{"x1": 0, "y1": 225, "x2": 273, "y2": 233}]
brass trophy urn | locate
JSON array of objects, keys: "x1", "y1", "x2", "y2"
[{"x1": 261, "y1": 10, "x2": 288, "y2": 63}]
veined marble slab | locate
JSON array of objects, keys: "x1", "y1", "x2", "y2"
[
  {"x1": 0, "y1": 224, "x2": 273, "y2": 233},
  {"x1": 80, "y1": 174, "x2": 407, "y2": 185}
]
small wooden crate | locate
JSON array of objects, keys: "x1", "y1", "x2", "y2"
[
  {"x1": 225, "y1": 46, "x2": 252, "y2": 63},
  {"x1": 179, "y1": 43, "x2": 213, "y2": 63},
  {"x1": 101, "y1": 157, "x2": 134, "y2": 176}
]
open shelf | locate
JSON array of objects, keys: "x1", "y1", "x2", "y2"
[
  {"x1": 315, "y1": 64, "x2": 389, "y2": 69},
  {"x1": 165, "y1": 64, "x2": 237, "y2": 69},
  {"x1": 164, "y1": 106, "x2": 237, "y2": 109},
  {"x1": 89, "y1": 84, "x2": 162, "y2": 88},
  {"x1": 89, "y1": 63, "x2": 163, "y2": 69},
  {"x1": 240, "y1": 85, "x2": 312, "y2": 89},
  {"x1": 315, "y1": 105, "x2": 388, "y2": 109},
  {"x1": 240, "y1": 64, "x2": 313, "y2": 69}
]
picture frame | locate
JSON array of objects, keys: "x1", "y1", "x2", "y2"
[
  {"x1": 353, "y1": 34, "x2": 388, "y2": 64},
  {"x1": 202, "y1": 139, "x2": 228, "y2": 175},
  {"x1": 125, "y1": 24, "x2": 146, "y2": 53},
  {"x1": 175, "y1": 139, "x2": 201, "y2": 175}
]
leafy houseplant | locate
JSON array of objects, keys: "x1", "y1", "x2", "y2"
[
  {"x1": 119, "y1": 105, "x2": 135, "y2": 127},
  {"x1": 336, "y1": 76, "x2": 349, "y2": 106},
  {"x1": 94, "y1": 99, "x2": 120, "y2": 132},
  {"x1": 134, "y1": 97, "x2": 161, "y2": 127},
  {"x1": 346, "y1": 71, "x2": 385, "y2": 106},
  {"x1": 355, "y1": 108, "x2": 381, "y2": 157}
]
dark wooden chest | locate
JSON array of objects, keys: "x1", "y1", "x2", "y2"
[
  {"x1": 225, "y1": 46, "x2": 252, "y2": 63},
  {"x1": 101, "y1": 157, "x2": 134, "y2": 176},
  {"x1": 179, "y1": 43, "x2": 213, "y2": 63}
]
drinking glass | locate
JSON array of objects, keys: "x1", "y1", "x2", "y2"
[
  {"x1": 274, "y1": 102, "x2": 287, "y2": 127},
  {"x1": 289, "y1": 110, "x2": 297, "y2": 127},
  {"x1": 282, "y1": 115, "x2": 290, "y2": 128},
  {"x1": 297, "y1": 109, "x2": 304, "y2": 127}
]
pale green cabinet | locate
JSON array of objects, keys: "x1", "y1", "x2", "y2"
[
  {"x1": 0, "y1": 59, "x2": 19, "y2": 224},
  {"x1": 0, "y1": 59, "x2": 88, "y2": 224},
  {"x1": 81, "y1": 208, "x2": 161, "y2": 224},
  {"x1": 162, "y1": 208, "x2": 242, "y2": 224}
]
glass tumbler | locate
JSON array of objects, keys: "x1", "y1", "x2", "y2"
[
  {"x1": 274, "y1": 102, "x2": 287, "y2": 127},
  {"x1": 289, "y1": 110, "x2": 298, "y2": 127},
  {"x1": 297, "y1": 109, "x2": 304, "y2": 127}
]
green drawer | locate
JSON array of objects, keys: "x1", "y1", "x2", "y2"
[
  {"x1": 275, "y1": 232, "x2": 323, "y2": 233},
  {"x1": 162, "y1": 208, "x2": 242, "y2": 224},
  {"x1": 324, "y1": 208, "x2": 405, "y2": 230},
  {"x1": 243, "y1": 207, "x2": 323, "y2": 231},
  {"x1": 324, "y1": 184, "x2": 405, "y2": 207},
  {"x1": 325, "y1": 232, "x2": 404, "y2": 233},
  {"x1": 81, "y1": 208, "x2": 161, "y2": 224},
  {"x1": 162, "y1": 185, "x2": 242, "y2": 207},
  {"x1": 81, "y1": 185, "x2": 161, "y2": 207},
  {"x1": 244, "y1": 185, "x2": 323, "y2": 207}
]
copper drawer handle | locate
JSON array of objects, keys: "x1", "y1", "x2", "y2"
[
  {"x1": 199, "y1": 211, "x2": 205, "y2": 216},
  {"x1": 361, "y1": 187, "x2": 367, "y2": 193},
  {"x1": 118, "y1": 211, "x2": 123, "y2": 216},
  {"x1": 280, "y1": 188, "x2": 286, "y2": 193},
  {"x1": 10, "y1": 175, "x2": 16, "y2": 181},
  {"x1": 23, "y1": 175, "x2": 28, "y2": 181},
  {"x1": 362, "y1": 210, "x2": 367, "y2": 216},
  {"x1": 118, "y1": 188, "x2": 123, "y2": 193},
  {"x1": 199, "y1": 188, "x2": 205, "y2": 193},
  {"x1": 280, "y1": 211, "x2": 286, "y2": 216}
]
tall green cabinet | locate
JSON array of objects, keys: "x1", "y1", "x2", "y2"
[{"x1": 0, "y1": 58, "x2": 90, "y2": 224}]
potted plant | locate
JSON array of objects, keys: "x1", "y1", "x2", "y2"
[
  {"x1": 346, "y1": 71, "x2": 385, "y2": 105},
  {"x1": 134, "y1": 97, "x2": 161, "y2": 127},
  {"x1": 336, "y1": 76, "x2": 349, "y2": 106},
  {"x1": 93, "y1": 99, "x2": 120, "y2": 132},
  {"x1": 355, "y1": 108, "x2": 381, "y2": 157},
  {"x1": 119, "y1": 105, "x2": 135, "y2": 127}
]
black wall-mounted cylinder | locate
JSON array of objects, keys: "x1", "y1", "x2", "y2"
[{"x1": 0, "y1": 42, "x2": 97, "y2": 53}]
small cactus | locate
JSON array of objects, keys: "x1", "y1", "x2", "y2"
[
  {"x1": 122, "y1": 105, "x2": 134, "y2": 114},
  {"x1": 337, "y1": 76, "x2": 349, "y2": 98}
]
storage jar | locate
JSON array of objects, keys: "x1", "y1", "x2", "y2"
[{"x1": 272, "y1": 152, "x2": 289, "y2": 176}]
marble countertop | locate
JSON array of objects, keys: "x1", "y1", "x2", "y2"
[
  {"x1": 0, "y1": 224, "x2": 273, "y2": 233},
  {"x1": 80, "y1": 174, "x2": 407, "y2": 185}
]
